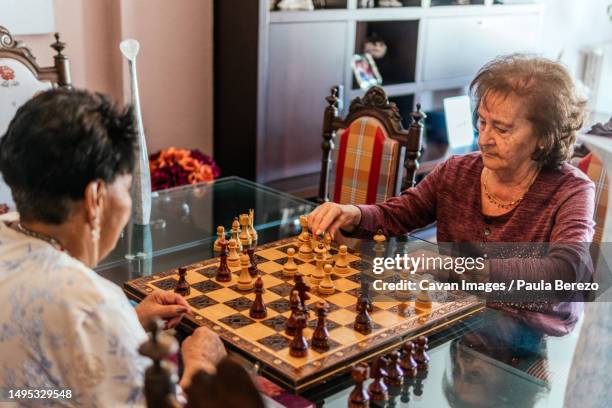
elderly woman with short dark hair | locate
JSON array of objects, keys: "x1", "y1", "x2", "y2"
[
  {"x1": 309, "y1": 55, "x2": 594, "y2": 331},
  {"x1": 0, "y1": 89, "x2": 226, "y2": 406}
]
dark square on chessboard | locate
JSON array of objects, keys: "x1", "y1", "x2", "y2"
[
  {"x1": 191, "y1": 280, "x2": 223, "y2": 293},
  {"x1": 196, "y1": 266, "x2": 218, "y2": 278},
  {"x1": 307, "y1": 318, "x2": 341, "y2": 331},
  {"x1": 267, "y1": 298, "x2": 292, "y2": 314},
  {"x1": 188, "y1": 295, "x2": 218, "y2": 309},
  {"x1": 262, "y1": 315, "x2": 289, "y2": 332},
  {"x1": 257, "y1": 334, "x2": 291, "y2": 352},
  {"x1": 268, "y1": 282, "x2": 296, "y2": 297},
  {"x1": 219, "y1": 313, "x2": 256, "y2": 329},
  {"x1": 223, "y1": 296, "x2": 253, "y2": 312},
  {"x1": 152, "y1": 277, "x2": 178, "y2": 291},
  {"x1": 275, "y1": 257, "x2": 306, "y2": 266},
  {"x1": 310, "y1": 337, "x2": 342, "y2": 352}
]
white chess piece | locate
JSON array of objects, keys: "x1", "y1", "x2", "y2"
[
  {"x1": 318, "y1": 264, "x2": 335, "y2": 295},
  {"x1": 283, "y1": 248, "x2": 298, "y2": 277},
  {"x1": 237, "y1": 254, "x2": 254, "y2": 291},
  {"x1": 227, "y1": 239, "x2": 241, "y2": 268}
]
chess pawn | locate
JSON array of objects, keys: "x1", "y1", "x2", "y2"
[
  {"x1": 289, "y1": 312, "x2": 308, "y2": 358},
  {"x1": 247, "y1": 209, "x2": 258, "y2": 242},
  {"x1": 282, "y1": 247, "x2": 298, "y2": 278},
  {"x1": 311, "y1": 301, "x2": 330, "y2": 351},
  {"x1": 310, "y1": 243, "x2": 327, "y2": 286},
  {"x1": 334, "y1": 245, "x2": 349, "y2": 275},
  {"x1": 238, "y1": 214, "x2": 252, "y2": 248},
  {"x1": 368, "y1": 356, "x2": 389, "y2": 403},
  {"x1": 247, "y1": 247, "x2": 258, "y2": 277},
  {"x1": 298, "y1": 215, "x2": 310, "y2": 243},
  {"x1": 399, "y1": 341, "x2": 417, "y2": 378},
  {"x1": 354, "y1": 297, "x2": 373, "y2": 334},
  {"x1": 237, "y1": 253, "x2": 254, "y2": 291},
  {"x1": 285, "y1": 290, "x2": 301, "y2": 336},
  {"x1": 384, "y1": 351, "x2": 404, "y2": 387},
  {"x1": 317, "y1": 264, "x2": 335, "y2": 295},
  {"x1": 213, "y1": 226, "x2": 226, "y2": 252},
  {"x1": 174, "y1": 267, "x2": 190, "y2": 296},
  {"x1": 216, "y1": 241, "x2": 232, "y2": 282},
  {"x1": 231, "y1": 217, "x2": 243, "y2": 252},
  {"x1": 227, "y1": 239, "x2": 241, "y2": 268},
  {"x1": 349, "y1": 362, "x2": 369, "y2": 408},
  {"x1": 249, "y1": 277, "x2": 267, "y2": 319},
  {"x1": 298, "y1": 234, "x2": 314, "y2": 261},
  {"x1": 414, "y1": 336, "x2": 430, "y2": 370}
]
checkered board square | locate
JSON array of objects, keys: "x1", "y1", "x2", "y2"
[{"x1": 124, "y1": 237, "x2": 482, "y2": 392}]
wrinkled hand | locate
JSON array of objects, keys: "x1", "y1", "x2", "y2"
[
  {"x1": 307, "y1": 202, "x2": 361, "y2": 239},
  {"x1": 180, "y1": 327, "x2": 227, "y2": 388},
  {"x1": 135, "y1": 290, "x2": 193, "y2": 330}
]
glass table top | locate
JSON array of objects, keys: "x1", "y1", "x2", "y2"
[{"x1": 94, "y1": 177, "x2": 601, "y2": 407}]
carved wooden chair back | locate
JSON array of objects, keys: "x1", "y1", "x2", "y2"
[
  {"x1": 0, "y1": 26, "x2": 71, "y2": 210},
  {"x1": 318, "y1": 86, "x2": 424, "y2": 204}
]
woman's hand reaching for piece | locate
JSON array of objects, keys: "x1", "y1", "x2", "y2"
[
  {"x1": 307, "y1": 202, "x2": 362, "y2": 239},
  {"x1": 135, "y1": 290, "x2": 193, "y2": 330}
]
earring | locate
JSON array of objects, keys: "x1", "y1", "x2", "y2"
[
  {"x1": 91, "y1": 217, "x2": 101, "y2": 242},
  {"x1": 539, "y1": 145, "x2": 544, "y2": 149}
]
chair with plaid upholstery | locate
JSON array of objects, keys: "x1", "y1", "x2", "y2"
[
  {"x1": 0, "y1": 26, "x2": 71, "y2": 213},
  {"x1": 318, "y1": 86, "x2": 424, "y2": 204}
]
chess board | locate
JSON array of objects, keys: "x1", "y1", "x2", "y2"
[{"x1": 124, "y1": 237, "x2": 482, "y2": 392}]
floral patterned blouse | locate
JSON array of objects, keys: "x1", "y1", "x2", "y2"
[{"x1": 0, "y1": 222, "x2": 148, "y2": 407}]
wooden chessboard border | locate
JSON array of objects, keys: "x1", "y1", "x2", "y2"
[{"x1": 124, "y1": 237, "x2": 483, "y2": 391}]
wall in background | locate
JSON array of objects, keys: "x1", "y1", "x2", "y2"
[{"x1": 12, "y1": 0, "x2": 213, "y2": 156}]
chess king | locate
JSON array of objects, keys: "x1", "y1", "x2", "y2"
[{"x1": 0, "y1": 89, "x2": 227, "y2": 405}]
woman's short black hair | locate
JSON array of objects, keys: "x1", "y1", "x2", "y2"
[{"x1": 0, "y1": 88, "x2": 137, "y2": 224}]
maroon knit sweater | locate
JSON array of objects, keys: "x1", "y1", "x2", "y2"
[{"x1": 351, "y1": 153, "x2": 595, "y2": 332}]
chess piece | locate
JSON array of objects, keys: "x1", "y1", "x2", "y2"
[
  {"x1": 323, "y1": 232, "x2": 332, "y2": 251},
  {"x1": 334, "y1": 245, "x2": 349, "y2": 275},
  {"x1": 237, "y1": 253, "x2": 254, "y2": 291},
  {"x1": 247, "y1": 247, "x2": 258, "y2": 277},
  {"x1": 283, "y1": 247, "x2": 298, "y2": 277},
  {"x1": 413, "y1": 368, "x2": 428, "y2": 397},
  {"x1": 249, "y1": 277, "x2": 267, "y2": 319},
  {"x1": 385, "y1": 351, "x2": 404, "y2": 387},
  {"x1": 401, "y1": 376, "x2": 414, "y2": 404},
  {"x1": 298, "y1": 215, "x2": 310, "y2": 243},
  {"x1": 289, "y1": 312, "x2": 308, "y2": 357},
  {"x1": 174, "y1": 267, "x2": 190, "y2": 296},
  {"x1": 298, "y1": 234, "x2": 314, "y2": 261},
  {"x1": 285, "y1": 290, "x2": 302, "y2": 336},
  {"x1": 231, "y1": 217, "x2": 243, "y2": 251},
  {"x1": 216, "y1": 241, "x2": 232, "y2": 282},
  {"x1": 317, "y1": 264, "x2": 335, "y2": 295},
  {"x1": 349, "y1": 362, "x2": 369, "y2": 408},
  {"x1": 238, "y1": 214, "x2": 252, "y2": 247},
  {"x1": 354, "y1": 297, "x2": 373, "y2": 334},
  {"x1": 311, "y1": 243, "x2": 327, "y2": 286},
  {"x1": 399, "y1": 341, "x2": 417, "y2": 378},
  {"x1": 373, "y1": 229, "x2": 386, "y2": 252},
  {"x1": 247, "y1": 209, "x2": 258, "y2": 242},
  {"x1": 311, "y1": 301, "x2": 330, "y2": 351},
  {"x1": 397, "y1": 302, "x2": 410, "y2": 317},
  {"x1": 415, "y1": 281, "x2": 432, "y2": 317},
  {"x1": 368, "y1": 356, "x2": 389, "y2": 403},
  {"x1": 227, "y1": 239, "x2": 241, "y2": 268},
  {"x1": 414, "y1": 336, "x2": 430, "y2": 370},
  {"x1": 292, "y1": 272, "x2": 311, "y2": 312},
  {"x1": 213, "y1": 226, "x2": 226, "y2": 252}
]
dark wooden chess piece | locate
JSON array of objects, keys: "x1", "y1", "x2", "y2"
[
  {"x1": 401, "y1": 376, "x2": 415, "y2": 405},
  {"x1": 138, "y1": 319, "x2": 179, "y2": 408},
  {"x1": 385, "y1": 350, "x2": 404, "y2": 387},
  {"x1": 354, "y1": 297, "x2": 373, "y2": 334},
  {"x1": 311, "y1": 301, "x2": 330, "y2": 351},
  {"x1": 399, "y1": 341, "x2": 418, "y2": 378},
  {"x1": 285, "y1": 290, "x2": 301, "y2": 336},
  {"x1": 348, "y1": 362, "x2": 369, "y2": 408},
  {"x1": 247, "y1": 247, "x2": 258, "y2": 277},
  {"x1": 174, "y1": 266, "x2": 190, "y2": 296},
  {"x1": 292, "y1": 272, "x2": 311, "y2": 312},
  {"x1": 414, "y1": 336, "x2": 430, "y2": 370},
  {"x1": 368, "y1": 356, "x2": 389, "y2": 403},
  {"x1": 216, "y1": 241, "x2": 232, "y2": 282},
  {"x1": 289, "y1": 312, "x2": 308, "y2": 358},
  {"x1": 249, "y1": 277, "x2": 267, "y2": 319},
  {"x1": 413, "y1": 368, "x2": 428, "y2": 398}
]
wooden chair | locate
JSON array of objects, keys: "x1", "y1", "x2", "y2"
[
  {"x1": 0, "y1": 25, "x2": 71, "y2": 210},
  {"x1": 318, "y1": 85, "x2": 424, "y2": 204}
]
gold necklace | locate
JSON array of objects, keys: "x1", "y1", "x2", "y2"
[
  {"x1": 483, "y1": 169, "x2": 539, "y2": 210},
  {"x1": 11, "y1": 222, "x2": 70, "y2": 256}
]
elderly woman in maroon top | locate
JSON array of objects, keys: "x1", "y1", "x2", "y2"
[{"x1": 309, "y1": 55, "x2": 594, "y2": 332}]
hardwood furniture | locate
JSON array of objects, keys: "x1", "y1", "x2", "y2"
[
  {"x1": 318, "y1": 85, "x2": 424, "y2": 203},
  {"x1": 214, "y1": 1, "x2": 542, "y2": 190},
  {"x1": 0, "y1": 25, "x2": 71, "y2": 209}
]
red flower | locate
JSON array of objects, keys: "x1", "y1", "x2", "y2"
[
  {"x1": 149, "y1": 147, "x2": 220, "y2": 191},
  {"x1": 0, "y1": 66, "x2": 15, "y2": 81}
]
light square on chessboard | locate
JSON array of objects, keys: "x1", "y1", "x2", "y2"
[
  {"x1": 196, "y1": 303, "x2": 237, "y2": 321},
  {"x1": 328, "y1": 326, "x2": 365, "y2": 344},
  {"x1": 259, "y1": 273, "x2": 285, "y2": 288},
  {"x1": 371, "y1": 309, "x2": 405, "y2": 327},
  {"x1": 235, "y1": 322, "x2": 277, "y2": 341},
  {"x1": 327, "y1": 308, "x2": 357, "y2": 325},
  {"x1": 239, "y1": 308, "x2": 280, "y2": 320},
  {"x1": 206, "y1": 287, "x2": 242, "y2": 303},
  {"x1": 257, "y1": 260, "x2": 284, "y2": 274},
  {"x1": 276, "y1": 346, "x2": 324, "y2": 368},
  {"x1": 256, "y1": 248, "x2": 288, "y2": 261},
  {"x1": 297, "y1": 263, "x2": 318, "y2": 276},
  {"x1": 333, "y1": 277, "x2": 361, "y2": 292},
  {"x1": 324, "y1": 292, "x2": 359, "y2": 308},
  {"x1": 244, "y1": 290, "x2": 283, "y2": 304},
  {"x1": 333, "y1": 252, "x2": 361, "y2": 264},
  {"x1": 371, "y1": 299, "x2": 401, "y2": 310}
]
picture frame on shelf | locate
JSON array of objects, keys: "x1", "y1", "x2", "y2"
[{"x1": 351, "y1": 53, "x2": 383, "y2": 90}]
